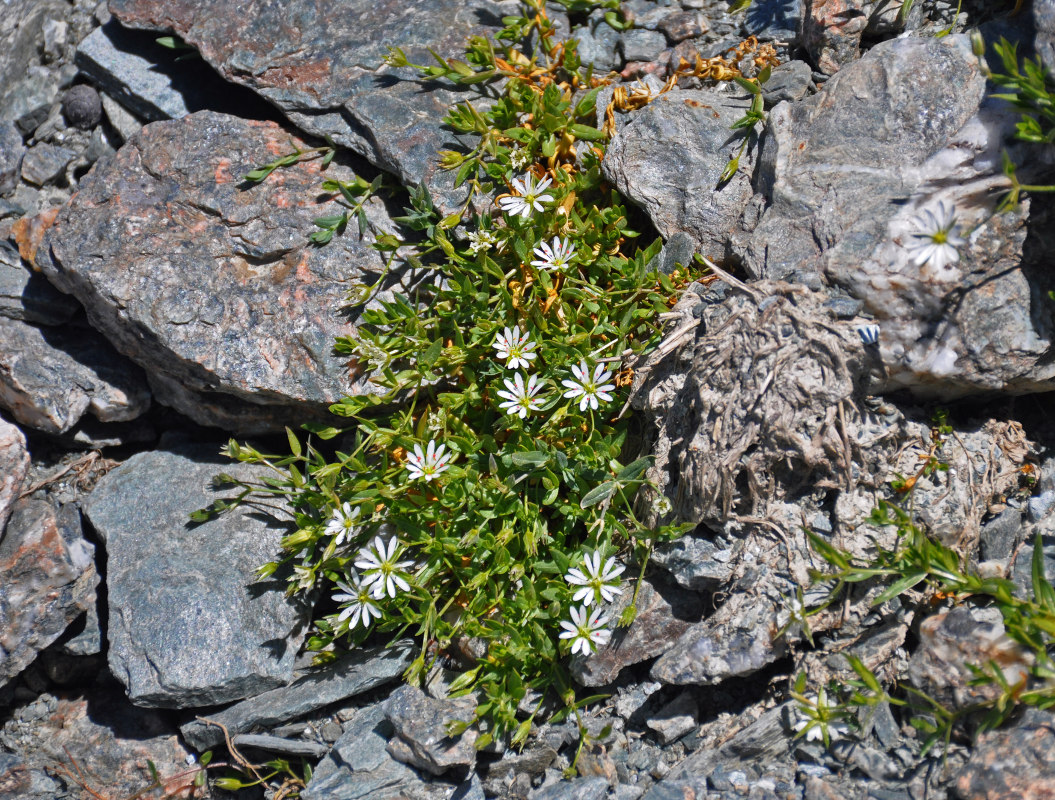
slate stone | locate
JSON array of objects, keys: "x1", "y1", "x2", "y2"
[
  {"x1": 75, "y1": 20, "x2": 276, "y2": 123},
  {"x1": 383, "y1": 684, "x2": 478, "y2": 776},
  {"x1": 180, "y1": 642, "x2": 415, "y2": 750},
  {"x1": 531, "y1": 777, "x2": 609, "y2": 800},
  {"x1": 650, "y1": 589, "x2": 785, "y2": 685},
  {"x1": 744, "y1": 0, "x2": 802, "y2": 41},
  {"x1": 602, "y1": 88, "x2": 755, "y2": 261},
  {"x1": 0, "y1": 688, "x2": 192, "y2": 800},
  {"x1": 760, "y1": 59, "x2": 813, "y2": 107},
  {"x1": 620, "y1": 29, "x2": 669, "y2": 63},
  {"x1": 650, "y1": 528, "x2": 735, "y2": 592},
  {"x1": 646, "y1": 691, "x2": 698, "y2": 745},
  {"x1": 737, "y1": 36, "x2": 1054, "y2": 395},
  {"x1": 574, "y1": 10, "x2": 623, "y2": 74},
  {"x1": 0, "y1": 240, "x2": 79, "y2": 325},
  {"x1": 232, "y1": 734, "x2": 329, "y2": 759},
  {"x1": 0, "y1": 316, "x2": 151, "y2": 435},
  {"x1": 0, "y1": 497, "x2": 98, "y2": 687},
  {"x1": 302, "y1": 703, "x2": 453, "y2": 800},
  {"x1": 37, "y1": 111, "x2": 393, "y2": 433},
  {"x1": 108, "y1": 0, "x2": 520, "y2": 213},
  {"x1": 571, "y1": 579, "x2": 703, "y2": 687},
  {"x1": 0, "y1": 121, "x2": 24, "y2": 196},
  {"x1": 954, "y1": 708, "x2": 1055, "y2": 800},
  {"x1": 799, "y1": 0, "x2": 869, "y2": 75},
  {"x1": 20, "y1": 143, "x2": 75, "y2": 186},
  {"x1": 1038, "y1": 0, "x2": 1055, "y2": 72},
  {"x1": 0, "y1": 0, "x2": 69, "y2": 135},
  {"x1": 83, "y1": 442, "x2": 312, "y2": 707},
  {"x1": 0, "y1": 417, "x2": 29, "y2": 534}
]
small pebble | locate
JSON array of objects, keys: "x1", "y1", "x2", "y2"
[{"x1": 62, "y1": 85, "x2": 103, "y2": 130}]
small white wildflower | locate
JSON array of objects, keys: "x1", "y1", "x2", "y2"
[
  {"x1": 497, "y1": 173, "x2": 554, "y2": 219},
  {"x1": 856, "y1": 324, "x2": 880, "y2": 346},
  {"x1": 509, "y1": 145, "x2": 532, "y2": 170},
  {"x1": 496, "y1": 372, "x2": 546, "y2": 419},
  {"x1": 467, "y1": 229, "x2": 498, "y2": 256},
  {"x1": 530, "y1": 236, "x2": 575, "y2": 271},
  {"x1": 905, "y1": 200, "x2": 965, "y2": 273},
  {"x1": 332, "y1": 571, "x2": 383, "y2": 630},
  {"x1": 405, "y1": 440, "x2": 453, "y2": 482},
  {"x1": 652, "y1": 495, "x2": 673, "y2": 516},
  {"x1": 561, "y1": 359, "x2": 616, "y2": 412},
  {"x1": 558, "y1": 605, "x2": 611, "y2": 656},
  {"x1": 354, "y1": 536, "x2": 414, "y2": 599},
  {"x1": 324, "y1": 501, "x2": 361, "y2": 547},
  {"x1": 565, "y1": 551, "x2": 625, "y2": 606},
  {"x1": 792, "y1": 688, "x2": 850, "y2": 744},
  {"x1": 492, "y1": 326, "x2": 538, "y2": 370}
]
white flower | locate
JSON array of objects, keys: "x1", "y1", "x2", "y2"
[
  {"x1": 496, "y1": 372, "x2": 546, "y2": 419},
  {"x1": 905, "y1": 201, "x2": 965, "y2": 273},
  {"x1": 492, "y1": 326, "x2": 538, "y2": 370},
  {"x1": 561, "y1": 360, "x2": 616, "y2": 412},
  {"x1": 531, "y1": 236, "x2": 575, "y2": 271},
  {"x1": 565, "y1": 551, "x2": 625, "y2": 606},
  {"x1": 497, "y1": 173, "x2": 554, "y2": 218},
  {"x1": 406, "y1": 440, "x2": 453, "y2": 482},
  {"x1": 856, "y1": 324, "x2": 880, "y2": 346},
  {"x1": 354, "y1": 535, "x2": 414, "y2": 599},
  {"x1": 792, "y1": 688, "x2": 851, "y2": 744},
  {"x1": 559, "y1": 605, "x2": 611, "y2": 656},
  {"x1": 509, "y1": 145, "x2": 532, "y2": 170},
  {"x1": 467, "y1": 229, "x2": 498, "y2": 256},
  {"x1": 324, "y1": 501, "x2": 361, "y2": 547},
  {"x1": 332, "y1": 571, "x2": 383, "y2": 631}
]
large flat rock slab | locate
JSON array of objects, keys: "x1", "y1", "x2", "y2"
[
  {"x1": 38, "y1": 111, "x2": 392, "y2": 432},
  {"x1": 0, "y1": 417, "x2": 29, "y2": 533},
  {"x1": 107, "y1": 0, "x2": 519, "y2": 212},
  {"x1": 83, "y1": 441, "x2": 311, "y2": 708},
  {"x1": 737, "y1": 35, "x2": 1055, "y2": 395}
]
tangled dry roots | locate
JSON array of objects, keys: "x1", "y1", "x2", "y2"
[{"x1": 633, "y1": 280, "x2": 875, "y2": 525}]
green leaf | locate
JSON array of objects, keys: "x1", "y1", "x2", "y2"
[
  {"x1": 568, "y1": 123, "x2": 606, "y2": 141},
  {"x1": 580, "y1": 481, "x2": 617, "y2": 508},
  {"x1": 615, "y1": 456, "x2": 651, "y2": 481},
  {"x1": 511, "y1": 451, "x2": 549, "y2": 468},
  {"x1": 286, "y1": 427, "x2": 302, "y2": 458},
  {"x1": 872, "y1": 569, "x2": 928, "y2": 606}
]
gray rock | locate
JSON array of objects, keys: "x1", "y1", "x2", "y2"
[
  {"x1": 744, "y1": 0, "x2": 802, "y2": 41},
  {"x1": 1030, "y1": 490, "x2": 1055, "y2": 521},
  {"x1": 61, "y1": 84, "x2": 103, "y2": 130},
  {"x1": 0, "y1": 416, "x2": 29, "y2": 534},
  {"x1": 231, "y1": 733, "x2": 329, "y2": 759},
  {"x1": 303, "y1": 703, "x2": 453, "y2": 800},
  {"x1": 20, "y1": 143, "x2": 75, "y2": 186},
  {"x1": 0, "y1": 240, "x2": 79, "y2": 325},
  {"x1": 180, "y1": 642, "x2": 415, "y2": 750},
  {"x1": 738, "y1": 36, "x2": 1054, "y2": 396},
  {"x1": 100, "y1": 91, "x2": 144, "y2": 142},
  {"x1": 83, "y1": 442, "x2": 312, "y2": 707},
  {"x1": 979, "y1": 507, "x2": 1022, "y2": 562},
  {"x1": 620, "y1": 29, "x2": 669, "y2": 62},
  {"x1": 1038, "y1": 0, "x2": 1055, "y2": 72},
  {"x1": 37, "y1": 111, "x2": 394, "y2": 433},
  {"x1": 657, "y1": 12, "x2": 706, "y2": 43},
  {"x1": 800, "y1": 0, "x2": 869, "y2": 75},
  {"x1": 0, "y1": 498, "x2": 98, "y2": 687},
  {"x1": 531, "y1": 777, "x2": 610, "y2": 800},
  {"x1": 648, "y1": 231, "x2": 696, "y2": 276},
  {"x1": 108, "y1": 0, "x2": 521, "y2": 215},
  {"x1": 575, "y1": 10, "x2": 623, "y2": 74},
  {"x1": 0, "y1": 316, "x2": 151, "y2": 434},
  {"x1": 650, "y1": 582, "x2": 786, "y2": 685},
  {"x1": 571, "y1": 578, "x2": 703, "y2": 687},
  {"x1": 383, "y1": 684, "x2": 478, "y2": 776},
  {"x1": 760, "y1": 59, "x2": 812, "y2": 107},
  {"x1": 0, "y1": 121, "x2": 24, "y2": 195},
  {"x1": 56, "y1": 603, "x2": 103, "y2": 657},
  {"x1": 953, "y1": 707, "x2": 1055, "y2": 800},
  {"x1": 602, "y1": 88, "x2": 755, "y2": 261},
  {"x1": 646, "y1": 691, "x2": 698, "y2": 745},
  {"x1": 651, "y1": 528, "x2": 735, "y2": 591}
]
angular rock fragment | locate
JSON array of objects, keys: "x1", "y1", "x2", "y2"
[
  {"x1": 0, "y1": 122, "x2": 24, "y2": 195},
  {"x1": 744, "y1": 0, "x2": 802, "y2": 42},
  {"x1": 954, "y1": 708, "x2": 1055, "y2": 800},
  {"x1": 602, "y1": 88, "x2": 755, "y2": 260},
  {"x1": 0, "y1": 497, "x2": 98, "y2": 686},
  {"x1": 800, "y1": 0, "x2": 869, "y2": 75},
  {"x1": 571, "y1": 579, "x2": 703, "y2": 687},
  {"x1": 650, "y1": 583, "x2": 786, "y2": 685},
  {"x1": 84, "y1": 442, "x2": 311, "y2": 707},
  {"x1": 20, "y1": 143, "x2": 74, "y2": 186},
  {"x1": 0, "y1": 417, "x2": 29, "y2": 533},
  {"x1": 108, "y1": 0, "x2": 520, "y2": 212},
  {"x1": 302, "y1": 704, "x2": 454, "y2": 800},
  {"x1": 0, "y1": 240, "x2": 79, "y2": 325},
  {"x1": 0, "y1": 316, "x2": 151, "y2": 434},
  {"x1": 181, "y1": 643, "x2": 414, "y2": 750},
  {"x1": 383, "y1": 684, "x2": 478, "y2": 776},
  {"x1": 738, "y1": 36, "x2": 1055, "y2": 395},
  {"x1": 38, "y1": 111, "x2": 394, "y2": 432}
]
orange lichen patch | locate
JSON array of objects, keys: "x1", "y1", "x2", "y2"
[
  {"x1": 214, "y1": 157, "x2": 234, "y2": 184},
  {"x1": 294, "y1": 251, "x2": 312, "y2": 283},
  {"x1": 273, "y1": 192, "x2": 291, "y2": 209},
  {"x1": 12, "y1": 207, "x2": 60, "y2": 270}
]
